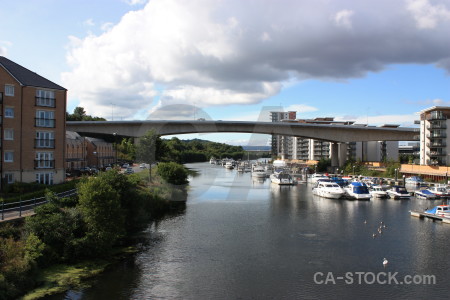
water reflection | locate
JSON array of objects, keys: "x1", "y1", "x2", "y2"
[{"x1": 50, "y1": 162, "x2": 450, "y2": 300}]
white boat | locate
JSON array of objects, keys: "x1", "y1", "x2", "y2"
[
  {"x1": 425, "y1": 205, "x2": 450, "y2": 217},
  {"x1": 310, "y1": 173, "x2": 328, "y2": 184},
  {"x1": 386, "y1": 186, "x2": 410, "y2": 199},
  {"x1": 414, "y1": 188, "x2": 438, "y2": 200},
  {"x1": 344, "y1": 182, "x2": 371, "y2": 200},
  {"x1": 270, "y1": 172, "x2": 295, "y2": 185},
  {"x1": 312, "y1": 179, "x2": 345, "y2": 199},
  {"x1": 370, "y1": 185, "x2": 388, "y2": 198},
  {"x1": 428, "y1": 185, "x2": 450, "y2": 198},
  {"x1": 225, "y1": 161, "x2": 234, "y2": 169},
  {"x1": 405, "y1": 176, "x2": 428, "y2": 187},
  {"x1": 251, "y1": 165, "x2": 267, "y2": 178}
]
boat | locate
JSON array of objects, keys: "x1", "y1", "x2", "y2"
[
  {"x1": 236, "y1": 163, "x2": 245, "y2": 172},
  {"x1": 386, "y1": 185, "x2": 410, "y2": 199},
  {"x1": 414, "y1": 188, "x2": 438, "y2": 200},
  {"x1": 225, "y1": 161, "x2": 234, "y2": 169},
  {"x1": 251, "y1": 165, "x2": 267, "y2": 178},
  {"x1": 425, "y1": 205, "x2": 450, "y2": 217},
  {"x1": 312, "y1": 179, "x2": 345, "y2": 199},
  {"x1": 310, "y1": 173, "x2": 328, "y2": 184},
  {"x1": 270, "y1": 172, "x2": 295, "y2": 185},
  {"x1": 344, "y1": 182, "x2": 371, "y2": 200},
  {"x1": 370, "y1": 185, "x2": 388, "y2": 198},
  {"x1": 329, "y1": 176, "x2": 349, "y2": 187},
  {"x1": 428, "y1": 185, "x2": 450, "y2": 198},
  {"x1": 405, "y1": 176, "x2": 428, "y2": 187}
]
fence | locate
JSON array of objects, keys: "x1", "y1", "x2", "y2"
[{"x1": 1, "y1": 189, "x2": 78, "y2": 222}]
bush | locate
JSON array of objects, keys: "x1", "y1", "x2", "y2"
[{"x1": 156, "y1": 162, "x2": 189, "y2": 185}]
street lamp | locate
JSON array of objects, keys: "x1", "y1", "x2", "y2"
[
  {"x1": 113, "y1": 132, "x2": 117, "y2": 167},
  {"x1": 93, "y1": 151, "x2": 98, "y2": 170},
  {"x1": 395, "y1": 168, "x2": 398, "y2": 181}
]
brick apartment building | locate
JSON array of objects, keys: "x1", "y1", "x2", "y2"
[{"x1": 0, "y1": 56, "x2": 67, "y2": 187}]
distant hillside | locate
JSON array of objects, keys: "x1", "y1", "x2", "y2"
[{"x1": 242, "y1": 146, "x2": 271, "y2": 151}]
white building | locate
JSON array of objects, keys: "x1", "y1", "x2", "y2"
[{"x1": 418, "y1": 106, "x2": 449, "y2": 166}]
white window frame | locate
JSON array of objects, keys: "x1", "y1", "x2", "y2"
[
  {"x1": 5, "y1": 107, "x2": 14, "y2": 118},
  {"x1": 5, "y1": 85, "x2": 14, "y2": 96},
  {"x1": 36, "y1": 172, "x2": 54, "y2": 185},
  {"x1": 35, "y1": 152, "x2": 54, "y2": 168},
  {"x1": 36, "y1": 89, "x2": 55, "y2": 107},
  {"x1": 4, "y1": 129, "x2": 13, "y2": 140},
  {"x1": 4, "y1": 151, "x2": 13, "y2": 162},
  {"x1": 4, "y1": 173, "x2": 14, "y2": 184},
  {"x1": 36, "y1": 131, "x2": 55, "y2": 148},
  {"x1": 36, "y1": 110, "x2": 55, "y2": 127}
]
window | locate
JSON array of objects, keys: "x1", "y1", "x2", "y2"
[
  {"x1": 35, "y1": 131, "x2": 55, "y2": 148},
  {"x1": 35, "y1": 152, "x2": 54, "y2": 168},
  {"x1": 36, "y1": 89, "x2": 55, "y2": 107},
  {"x1": 4, "y1": 129, "x2": 13, "y2": 140},
  {"x1": 4, "y1": 173, "x2": 14, "y2": 184},
  {"x1": 36, "y1": 172, "x2": 54, "y2": 185},
  {"x1": 4, "y1": 151, "x2": 13, "y2": 162},
  {"x1": 35, "y1": 110, "x2": 55, "y2": 127},
  {"x1": 5, "y1": 107, "x2": 14, "y2": 118},
  {"x1": 5, "y1": 85, "x2": 14, "y2": 96}
]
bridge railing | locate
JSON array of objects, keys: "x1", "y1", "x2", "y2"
[{"x1": 1, "y1": 189, "x2": 78, "y2": 221}]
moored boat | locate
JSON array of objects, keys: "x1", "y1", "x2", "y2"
[
  {"x1": 428, "y1": 185, "x2": 450, "y2": 198},
  {"x1": 370, "y1": 185, "x2": 388, "y2": 198},
  {"x1": 387, "y1": 185, "x2": 410, "y2": 199},
  {"x1": 312, "y1": 179, "x2": 345, "y2": 199},
  {"x1": 251, "y1": 165, "x2": 267, "y2": 178},
  {"x1": 425, "y1": 205, "x2": 450, "y2": 217},
  {"x1": 270, "y1": 172, "x2": 295, "y2": 185},
  {"x1": 344, "y1": 182, "x2": 371, "y2": 200},
  {"x1": 310, "y1": 173, "x2": 328, "y2": 184},
  {"x1": 414, "y1": 188, "x2": 438, "y2": 200}
]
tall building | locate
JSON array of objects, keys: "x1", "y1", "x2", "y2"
[
  {"x1": 0, "y1": 56, "x2": 67, "y2": 187},
  {"x1": 419, "y1": 106, "x2": 449, "y2": 166},
  {"x1": 270, "y1": 111, "x2": 296, "y2": 159}
]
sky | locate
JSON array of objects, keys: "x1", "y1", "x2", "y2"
[{"x1": 1, "y1": 0, "x2": 450, "y2": 145}]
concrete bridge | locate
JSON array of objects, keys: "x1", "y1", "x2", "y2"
[{"x1": 66, "y1": 120, "x2": 418, "y2": 167}]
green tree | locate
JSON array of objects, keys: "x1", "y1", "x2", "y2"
[
  {"x1": 136, "y1": 130, "x2": 158, "y2": 182},
  {"x1": 157, "y1": 162, "x2": 189, "y2": 185},
  {"x1": 66, "y1": 106, "x2": 106, "y2": 121},
  {"x1": 77, "y1": 176, "x2": 125, "y2": 256}
]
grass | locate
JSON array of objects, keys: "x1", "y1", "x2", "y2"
[{"x1": 22, "y1": 246, "x2": 138, "y2": 300}]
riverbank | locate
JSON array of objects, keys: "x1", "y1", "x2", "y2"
[{"x1": 0, "y1": 168, "x2": 188, "y2": 300}]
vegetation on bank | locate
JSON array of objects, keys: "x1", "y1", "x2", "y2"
[
  {"x1": 315, "y1": 158, "x2": 401, "y2": 178},
  {"x1": 0, "y1": 166, "x2": 188, "y2": 300}
]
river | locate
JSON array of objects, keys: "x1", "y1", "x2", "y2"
[{"x1": 47, "y1": 162, "x2": 450, "y2": 299}]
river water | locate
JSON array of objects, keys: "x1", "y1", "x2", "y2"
[{"x1": 48, "y1": 162, "x2": 450, "y2": 299}]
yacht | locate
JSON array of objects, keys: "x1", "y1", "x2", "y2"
[
  {"x1": 310, "y1": 173, "x2": 328, "y2": 184},
  {"x1": 428, "y1": 185, "x2": 450, "y2": 198},
  {"x1": 225, "y1": 161, "x2": 234, "y2": 169},
  {"x1": 270, "y1": 172, "x2": 295, "y2": 185},
  {"x1": 312, "y1": 179, "x2": 345, "y2": 199},
  {"x1": 344, "y1": 182, "x2": 371, "y2": 200},
  {"x1": 386, "y1": 186, "x2": 410, "y2": 199},
  {"x1": 370, "y1": 185, "x2": 388, "y2": 198},
  {"x1": 414, "y1": 188, "x2": 438, "y2": 200},
  {"x1": 251, "y1": 165, "x2": 267, "y2": 178}
]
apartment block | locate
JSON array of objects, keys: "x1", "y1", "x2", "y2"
[
  {"x1": 0, "y1": 56, "x2": 66, "y2": 186},
  {"x1": 419, "y1": 106, "x2": 450, "y2": 166}
]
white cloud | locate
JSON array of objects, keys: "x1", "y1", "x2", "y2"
[
  {"x1": 83, "y1": 18, "x2": 95, "y2": 27},
  {"x1": 123, "y1": 0, "x2": 148, "y2": 5},
  {"x1": 336, "y1": 114, "x2": 418, "y2": 127},
  {"x1": 334, "y1": 9, "x2": 355, "y2": 29},
  {"x1": 406, "y1": 0, "x2": 450, "y2": 29},
  {"x1": 285, "y1": 104, "x2": 319, "y2": 114},
  {"x1": 62, "y1": 0, "x2": 450, "y2": 119}
]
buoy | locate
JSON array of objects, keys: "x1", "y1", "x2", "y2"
[{"x1": 383, "y1": 258, "x2": 388, "y2": 266}]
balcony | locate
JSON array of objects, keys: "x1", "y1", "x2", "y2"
[
  {"x1": 426, "y1": 112, "x2": 447, "y2": 121},
  {"x1": 35, "y1": 97, "x2": 56, "y2": 107},
  {"x1": 35, "y1": 118, "x2": 55, "y2": 128},
  {"x1": 426, "y1": 142, "x2": 446, "y2": 148},
  {"x1": 427, "y1": 132, "x2": 447, "y2": 139},
  {"x1": 427, "y1": 123, "x2": 447, "y2": 130},
  {"x1": 35, "y1": 139, "x2": 55, "y2": 149},
  {"x1": 426, "y1": 150, "x2": 447, "y2": 157},
  {"x1": 34, "y1": 159, "x2": 55, "y2": 169}
]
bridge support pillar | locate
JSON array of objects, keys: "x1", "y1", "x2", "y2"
[
  {"x1": 338, "y1": 143, "x2": 347, "y2": 167},
  {"x1": 331, "y1": 142, "x2": 339, "y2": 169}
]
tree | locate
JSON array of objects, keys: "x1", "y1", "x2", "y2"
[
  {"x1": 66, "y1": 106, "x2": 106, "y2": 121},
  {"x1": 135, "y1": 130, "x2": 158, "y2": 182},
  {"x1": 157, "y1": 162, "x2": 189, "y2": 185}
]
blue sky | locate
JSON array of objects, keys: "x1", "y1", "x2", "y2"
[{"x1": 1, "y1": 0, "x2": 450, "y2": 145}]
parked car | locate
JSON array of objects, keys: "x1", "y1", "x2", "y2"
[
  {"x1": 122, "y1": 163, "x2": 129, "y2": 168},
  {"x1": 125, "y1": 167, "x2": 134, "y2": 174},
  {"x1": 105, "y1": 166, "x2": 112, "y2": 171},
  {"x1": 139, "y1": 163, "x2": 147, "y2": 169}
]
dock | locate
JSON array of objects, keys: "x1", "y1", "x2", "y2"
[{"x1": 410, "y1": 210, "x2": 450, "y2": 224}]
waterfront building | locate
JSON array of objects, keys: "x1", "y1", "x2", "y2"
[
  {"x1": 270, "y1": 111, "x2": 296, "y2": 159},
  {"x1": 0, "y1": 56, "x2": 67, "y2": 187},
  {"x1": 66, "y1": 131, "x2": 87, "y2": 171},
  {"x1": 418, "y1": 106, "x2": 450, "y2": 166},
  {"x1": 85, "y1": 137, "x2": 115, "y2": 169}
]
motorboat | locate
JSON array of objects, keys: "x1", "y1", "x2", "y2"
[
  {"x1": 225, "y1": 161, "x2": 234, "y2": 169},
  {"x1": 251, "y1": 165, "x2": 267, "y2": 178},
  {"x1": 270, "y1": 172, "x2": 295, "y2": 185},
  {"x1": 370, "y1": 185, "x2": 388, "y2": 198},
  {"x1": 414, "y1": 188, "x2": 438, "y2": 200},
  {"x1": 425, "y1": 205, "x2": 450, "y2": 217},
  {"x1": 329, "y1": 176, "x2": 349, "y2": 187},
  {"x1": 344, "y1": 182, "x2": 371, "y2": 200},
  {"x1": 312, "y1": 179, "x2": 345, "y2": 199},
  {"x1": 387, "y1": 186, "x2": 410, "y2": 199},
  {"x1": 428, "y1": 185, "x2": 450, "y2": 198},
  {"x1": 310, "y1": 173, "x2": 328, "y2": 184},
  {"x1": 405, "y1": 176, "x2": 428, "y2": 187}
]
